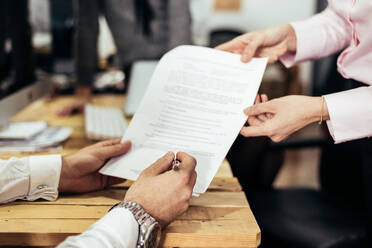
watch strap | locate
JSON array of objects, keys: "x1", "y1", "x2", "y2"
[{"x1": 109, "y1": 201, "x2": 159, "y2": 248}]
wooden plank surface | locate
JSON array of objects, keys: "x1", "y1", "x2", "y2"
[{"x1": 0, "y1": 95, "x2": 260, "y2": 247}]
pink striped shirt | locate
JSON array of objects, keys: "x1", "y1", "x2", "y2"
[{"x1": 281, "y1": 0, "x2": 372, "y2": 143}]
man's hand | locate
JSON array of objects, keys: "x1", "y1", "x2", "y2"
[
  {"x1": 56, "y1": 86, "x2": 92, "y2": 116},
  {"x1": 216, "y1": 24, "x2": 297, "y2": 64},
  {"x1": 59, "y1": 139, "x2": 131, "y2": 193},
  {"x1": 124, "y1": 152, "x2": 197, "y2": 227}
]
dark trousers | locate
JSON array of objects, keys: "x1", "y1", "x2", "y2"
[
  {"x1": 320, "y1": 79, "x2": 372, "y2": 240},
  {"x1": 74, "y1": 0, "x2": 145, "y2": 86},
  {"x1": 0, "y1": 0, "x2": 34, "y2": 86}
]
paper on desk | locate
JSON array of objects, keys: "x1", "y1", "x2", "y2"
[
  {"x1": 0, "y1": 127, "x2": 72, "y2": 153},
  {"x1": 100, "y1": 45, "x2": 267, "y2": 194},
  {"x1": 0, "y1": 122, "x2": 47, "y2": 140}
]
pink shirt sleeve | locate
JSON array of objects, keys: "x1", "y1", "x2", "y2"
[
  {"x1": 324, "y1": 86, "x2": 372, "y2": 144},
  {"x1": 280, "y1": 7, "x2": 352, "y2": 67}
]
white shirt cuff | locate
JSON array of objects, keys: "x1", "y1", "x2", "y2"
[
  {"x1": 91, "y1": 208, "x2": 139, "y2": 247},
  {"x1": 27, "y1": 155, "x2": 62, "y2": 201},
  {"x1": 58, "y1": 208, "x2": 139, "y2": 248}
]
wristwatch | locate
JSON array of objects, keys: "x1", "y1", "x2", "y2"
[{"x1": 109, "y1": 201, "x2": 162, "y2": 248}]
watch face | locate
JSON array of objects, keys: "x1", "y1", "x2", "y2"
[{"x1": 146, "y1": 223, "x2": 161, "y2": 248}]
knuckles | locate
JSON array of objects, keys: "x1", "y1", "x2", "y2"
[{"x1": 179, "y1": 172, "x2": 191, "y2": 185}]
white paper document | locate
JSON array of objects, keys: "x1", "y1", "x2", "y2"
[
  {"x1": 100, "y1": 45, "x2": 267, "y2": 194},
  {"x1": 0, "y1": 122, "x2": 47, "y2": 140},
  {"x1": 0, "y1": 127, "x2": 72, "y2": 153}
]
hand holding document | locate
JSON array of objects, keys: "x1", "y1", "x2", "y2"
[{"x1": 100, "y1": 45, "x2": 267, "y2": 194}]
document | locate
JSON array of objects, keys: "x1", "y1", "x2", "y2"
[
  {"x1": 100, "y1": 45, "x2": 267, "y2": 194},
  {"x1": 0, "y1": 122, "x2": 47, "y2": 139},
  {"x1": 0, "y1": 127, "x2": 72, "y2": 153}
]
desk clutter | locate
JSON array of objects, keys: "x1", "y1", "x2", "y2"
[{"x1": 0, "y1": 121, "x2": 72, "y2": 153}]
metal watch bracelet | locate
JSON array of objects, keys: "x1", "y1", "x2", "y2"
[{"x1": 109, "y1": 201, "x2": 161, "y2": 248}]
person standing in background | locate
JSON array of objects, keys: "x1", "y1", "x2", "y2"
[
  {"x1": 0, "y1": 0, "x2": 35, "y2": 96},
  {"x1": 57, "y1": 0, "x2": 192, "y2": 116}
]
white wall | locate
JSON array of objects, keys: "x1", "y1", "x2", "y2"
[
  {"x1": 190, "y1": 0, "x2": 317, "y2": 93},
  {"x1": 191, "y1": 0, "x2": 316, "y2": 45}
]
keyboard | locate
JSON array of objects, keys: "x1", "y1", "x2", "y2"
[{"x1": 85, "y1": 104, "x2": 127, "y2": 140}]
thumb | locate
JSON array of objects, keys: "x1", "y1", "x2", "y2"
[
  {"x1": 143, "y1": 152, "x2": 174, "y2": 176},
  {"x1": 241, "y1": 36, "x2": 263, "y2": 62},
  {"x1": 98, "y1": 141, "x2": 132, "y2": 160},
  {"x1": 244, "y1": 102, "x2": 274, "y2": 116}
]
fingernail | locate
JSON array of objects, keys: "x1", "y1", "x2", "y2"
[
  {"x1": 166, "y1": 151, "x2": 174, "y2": 158},
  {"x1": 241, "y1": 55, "x2": 249, "y2": 62},
  {"x1": 243, "y1": 108, "x2": 250, "y2": 115},
  {"x1": 123, "y1": 140, "x2": 131, "y2": 146}
]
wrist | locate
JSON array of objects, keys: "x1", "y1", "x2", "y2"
[
  {"x1": 58, "y1": 156, "x2": 72, "y2": 192},
  {"x1": 110, "y1": 201, "x2": 162, "y2": 248},
  {"x1": 309, "y1": 96, "x2": 330, "y2": 124},
  {"x1": 283, "y1": 24, "x2": 297, "y2": 53}
]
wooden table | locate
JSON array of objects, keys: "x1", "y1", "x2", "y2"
[{"x1": 0, "y1": 95, "x2": 261, "y2": 247}]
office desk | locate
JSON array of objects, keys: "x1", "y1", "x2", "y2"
[{"x1": 0, "y1": 95, "x2": 261, "y2": 247}]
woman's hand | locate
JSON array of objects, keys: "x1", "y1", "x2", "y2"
[
  {"x1": 242, "y1": 95, "x2": 329, "y2": 142},
  {"x1": 216, "y1": 24, "x2": 297, "y2": 64}
]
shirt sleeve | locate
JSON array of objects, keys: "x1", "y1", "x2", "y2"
[
  {"x1": 324, "y1": 86, "x2": 372, "y2": 144},
  {"x1": 57, "y1": 208, "x2": 139, "y2": 248},
  {"x1": 280, "y1": 5, "x2": 352, "y2": 67},
  {"x1": 0, "y1": 155, "x2": 61, "y2": 203}
]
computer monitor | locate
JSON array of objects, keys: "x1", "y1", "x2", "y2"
[{"x1": 124, "y1": 60, "x2": 158, "y2": 116}]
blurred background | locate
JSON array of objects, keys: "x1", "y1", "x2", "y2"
[{"x1": 0, "y1": 0, "x2": 335, "y2": 191}]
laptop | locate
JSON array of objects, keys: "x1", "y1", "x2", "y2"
[{"x1": 124, "y1": 60, "x2": 158, "y2": 116}]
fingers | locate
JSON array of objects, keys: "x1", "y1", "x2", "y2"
[
  {"x1": 97, "y1": 141, "x2": 131, "y2": 160},
  {"x1": 244, "y1": 101, "x2": 274, "y2": 116},
  {"x1": 95, "y1": 138, "x2": 122, "y2": 147},
  {"x1": 256, "y1": 95, "x2": 268, "y2": 121},
  {"x1": 260, "y1": 94, "x2": 274, "y2": 119},
  {"x1": 106, "y1": 176, "x2": 126, "y2": 187},
  {"x1": 144, "y1": 152, "x2": 174, "y2": 176},
  {"x1": 261, "y1": 94, "x2": 269, "y2": 102},
  {"x1": 241, "y1": 36, "x2": 263, "y2": 62},
  {"x1": 247, "y1": 116, "x2": 262, "y2": 126},
  {"x1": 215, "y1": 39, "x2": 237, "y2": 52},
  {"x1": 56, "y1": 103, "x2": 85, "y2": 117},
  {"x1": 176, "y1": 152, "x2": 197, "y2": 174},
  {"x1": 189, "y1": 171, "x2": 197, "y2": 187},
  {"x1": 240, "y1": 125, "x2": 267, "y2": 137},
  {"x1": 56, "y1": 106, "x2": 74, "y2": 117}
]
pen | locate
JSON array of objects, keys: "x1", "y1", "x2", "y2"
[{"x1": 172, "y1": 152, "x2": 180, "y2": 171}]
